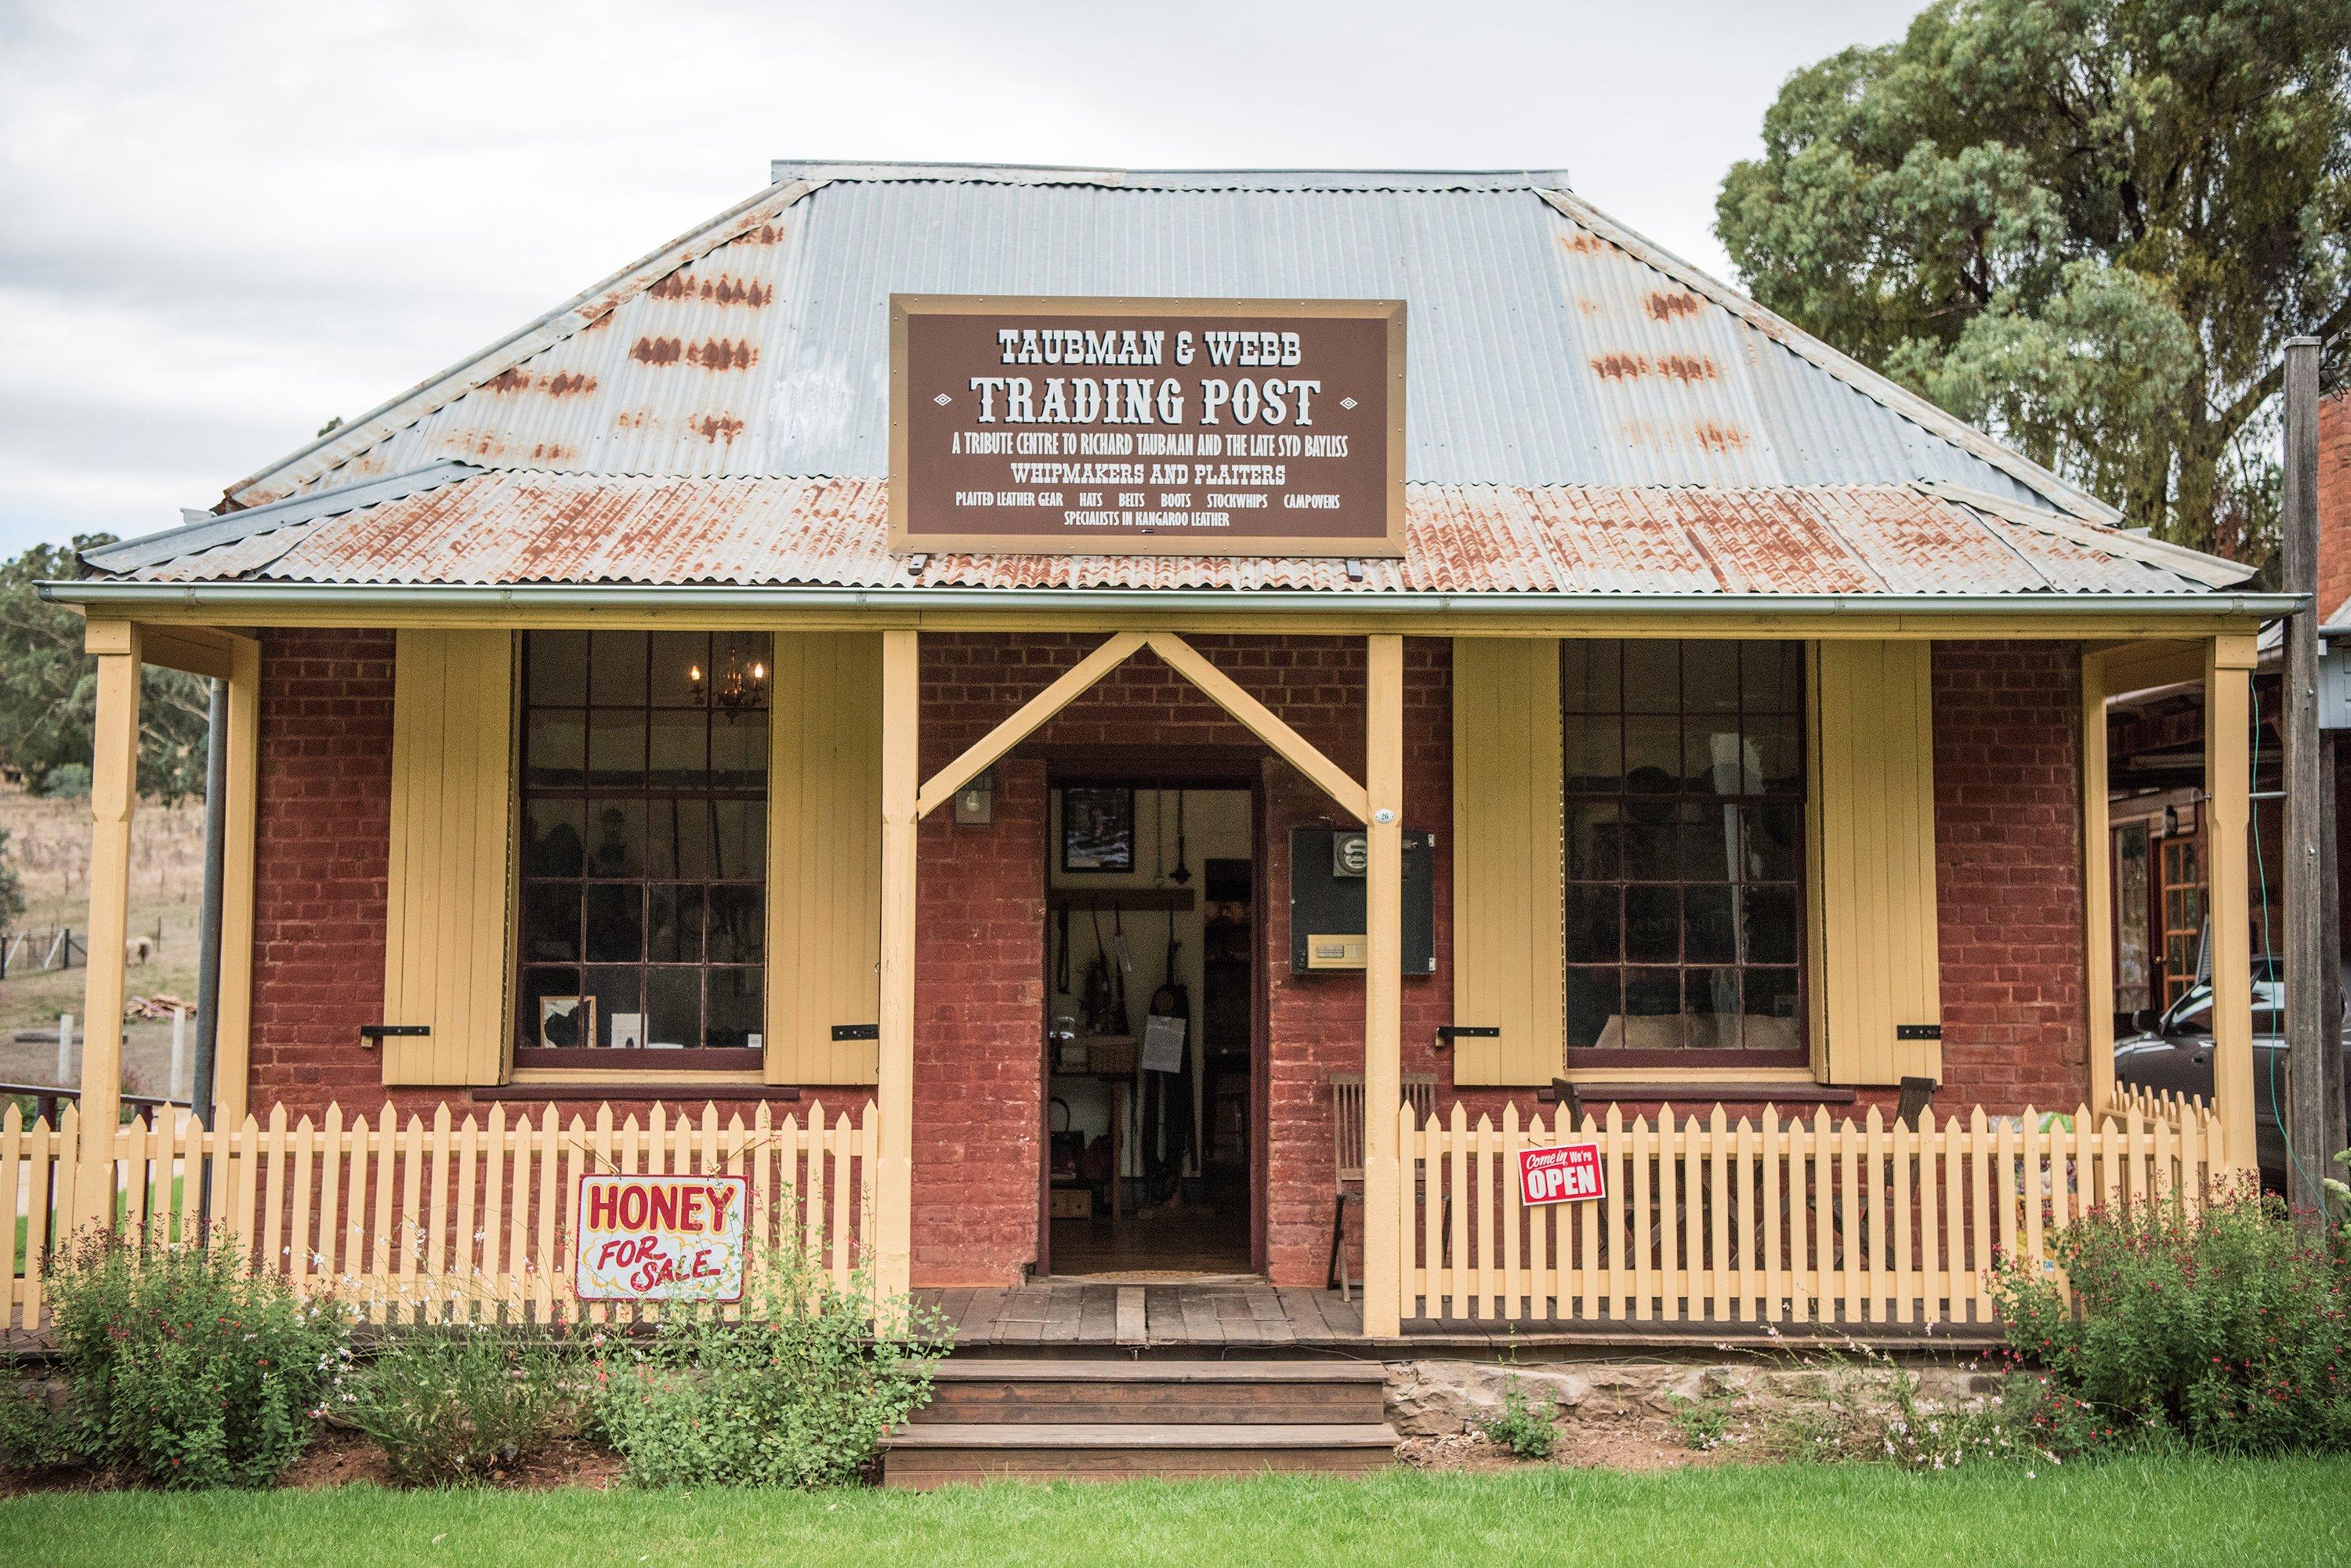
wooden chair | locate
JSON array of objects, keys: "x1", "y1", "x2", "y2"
[{"x1": 1327, "y1": 1071, "x2": 1438, "y2": 1298}]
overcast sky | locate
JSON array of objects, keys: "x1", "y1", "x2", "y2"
[{"x1": 0, "y1": 0, "x2": 1924, "y2": 556}]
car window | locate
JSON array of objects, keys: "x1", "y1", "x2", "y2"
[{"x1": 2165, "y1": 990, "x2": 2212, "y2": 1035}]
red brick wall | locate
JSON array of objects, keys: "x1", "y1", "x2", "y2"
[
  {"x1": 240, "y1": 628, "x2": 2095, "y2": 1287},
  {"x1": 246, "y1": 628, "x2": 396, "y2": 1113},
  {"x1": 2317, "y1": 389, "x2": 2351, "y2": 624},
  {"x1": 1929, "y1": 641, "x2": 2088, "y2": 1113},
  {"x1": 910, "y1": 758, "x2": 1045, "y2": 1284},
  {"x1": 1257, "y1": 642, "x2": 1454, "y2": 1286}
]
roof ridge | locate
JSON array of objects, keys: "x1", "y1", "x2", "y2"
[
  {"x1": 217, "y1": 179, "x2": 828, "y2": 511},
  {"x1": 766, "y1": 160, "x2": 1570, "y2": 191},
  {"x1": 1531, "y1": 186, "x2": 2125, "y2": 527}
]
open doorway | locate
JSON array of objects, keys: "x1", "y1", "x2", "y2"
[{"x1": 1041, "y1": 777, "x2": 1257, "y2": 1277}]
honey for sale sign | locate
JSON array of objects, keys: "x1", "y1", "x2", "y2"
[
  {"x1": 1517, "y1": 1142, "x2": 1605, "y2": 1207},
  {"x1": 574, "y1": 1173, "x2": 748, "y2": 1302}
]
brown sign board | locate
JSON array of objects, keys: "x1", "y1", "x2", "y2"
[{"x1": 889, "y1": 295, "x2": 1405, "y2": 558}]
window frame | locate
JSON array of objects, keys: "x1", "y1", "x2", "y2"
[
  {"x1": 512, "y1": 629, "x2": 771, "y2": 1073},
  {"x1": 1559, "y1": 639, "x2": 1809, "y2": 1071}
]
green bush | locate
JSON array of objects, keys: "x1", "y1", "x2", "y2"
[
  {"x1": 591, "y1": 1234, "x2": 948, "y2": 1489},
  {"x1": 1994, "y1": 1181, "x2": 2351, "y2": 1455},
  {"x1": 1479, "y1": 1379, "x2": 1557, "y2": 1460},
  {"x1": 344, "y1": 1331, "x2": 573, "y2": 1487},
  {"x1": 0, "y1": 1228, "x2": 346, "y2": 1487},
  {"x1": 1666, "y1": 1389, "x2": 1737, "y2": 1452},
  {"x1": 36, "y1": 762, "x2": 90, "y2": 799}
]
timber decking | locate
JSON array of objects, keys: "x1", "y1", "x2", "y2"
[
  {"x1": 917, "y1": 1283, "x2": 1362, "y2": 1351},
  {"x1": 915, "y1": 1280, "x2": 2005, "y2": 1355}
]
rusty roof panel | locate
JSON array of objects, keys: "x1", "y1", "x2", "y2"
[
  {"x1": 230, "y1": 169, "x2": 2077, "y2": 512},
  {"x1": 117, "y1": 471, "x2": 2233, "y2": 598}
]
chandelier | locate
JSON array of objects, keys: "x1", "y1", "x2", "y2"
[{"x1": 688, "y1": 644, "x2": 768, "y2": 713}]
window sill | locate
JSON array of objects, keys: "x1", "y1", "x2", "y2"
[
  {"x1": 1545, "y1": 1077, "x2": 1857, "y2": 1106},
  {"x1": 473, "y1": 1069, "x2": 792, "y2": 1103}
]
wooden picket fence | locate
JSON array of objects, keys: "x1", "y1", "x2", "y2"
[
  {"x1": 4, "y1": 1099, "x2": 873, "y2": 1333},
  {"x1": 1393, "y1": 1099, "x2": 2229, "y2": 1327},
  {"x1": 2107, "y1": 1081, "x2": 2210, "y2": 1133}
]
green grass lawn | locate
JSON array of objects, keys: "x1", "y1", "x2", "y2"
[{"x1": 3, "y1": 1454, "x2": 2347, "y2": 1567}]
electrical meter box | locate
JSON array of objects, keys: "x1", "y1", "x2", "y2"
[{"x1": 1289, "y1": 827, "x2": 1436, "y2": 975}]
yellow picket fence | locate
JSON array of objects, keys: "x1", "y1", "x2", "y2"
[
  {"x1": 2108, "y1": 1081, "x2": 2210, "y2": 1133},
  {"x1": 1393, "y1": 1099, "x2": 2229, "y2": 1327},
  {"x1": 4, "y1": 1099, "x2": 873, "y2": 1333}
]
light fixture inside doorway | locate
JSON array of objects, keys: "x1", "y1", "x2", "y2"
[{"x1": 689, "y1": 643, "x2": 769, "y2": 713}]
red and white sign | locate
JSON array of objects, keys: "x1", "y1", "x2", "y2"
[
  {"x1": 1517, "y1": 1142, "x2": 1605, "y2": 1207},
  {"x1": 574, "y1": 1173, "x2": 749, "y2": 1302}
]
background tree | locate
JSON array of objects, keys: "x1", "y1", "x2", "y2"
[
  {"x1": 1715, "y1": 0, "x2": 2351, "y2": 561},
  {"x1": 0, "y1": 827, "x2": 24, "y2": 935},
  {"x1": 0, "y1": 538, "x2": 209, "y2": 802}
]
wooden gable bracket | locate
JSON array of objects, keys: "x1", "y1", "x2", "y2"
[{"x1": 912, "y1": 629, "x2": 1371, "y2": 823}]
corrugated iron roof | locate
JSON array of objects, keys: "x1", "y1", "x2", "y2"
[
  {"x1": 72, "y1": 161, "x2": 2262, "y2": 603},
  {"x1": 107, "y1": 468, "x2": 2238, "y2": 598},
  {"x1": 212, "y1": 165, "x2": 2096, "y2": 515}
]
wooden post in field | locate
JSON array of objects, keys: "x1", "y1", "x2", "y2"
[
  {"x1": 1361, "y1": 634, "x2": 1404, "y2": 1335},
  {"x1": 875, "y1": 628, "x2": 919, "y2": 1298},
  {"x1": 78, "y1": 618, "x2": 143, "y2": 1216},
  {"x1": 2206, "y1": 632, "x2": 2259, "y2": 1171},
  {"x1": 2281, "y1": 335, "x2": 2346, "y2": 1216}
]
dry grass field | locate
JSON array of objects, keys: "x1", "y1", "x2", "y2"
[{"x1": 0, "y1": 784, "x2": 205, "y2": 1097}]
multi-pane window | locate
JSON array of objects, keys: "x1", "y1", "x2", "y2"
[
  {"x1": 2157, "y1": 835, "x2": 2203, "y2": 1009},
  {"x1": 516, "y1": 631, "x2": 769, "y2": 1067},
  {"x1": 1562, "y1": 641, "x2": 1806, "y2": 1065}
]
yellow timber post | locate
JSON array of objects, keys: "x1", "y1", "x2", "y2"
[
  {"x1": 78, "y1": 620, "x2": 143, "y2": 1215},
  {"x1": 2081, "y1": 649, "x2": 2116, "y2": 1118},
  {"x1": 875, "y1": 628, "x2": 919, "y2": 1298},
  {"x1": 2205, "y1": 632, "x2": 2259, "y2": 1170},
  {"x1": 1361, "y1": 634, "x2": 1404, "y2": 1335},
  {"x1": 211, "y1": 635, "x2": 262, "y2": 1125}
]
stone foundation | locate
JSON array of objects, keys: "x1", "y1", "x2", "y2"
[{"x1": 1382, "y1": 1356, "x2": 1998, "y2": 1438}]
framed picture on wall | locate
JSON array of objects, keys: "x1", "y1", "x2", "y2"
[{"x1": 1061, "y1": 786, "x2": 1135, "y2": 873}]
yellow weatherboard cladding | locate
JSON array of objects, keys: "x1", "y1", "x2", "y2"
[
  {"x1": 1450, "y1": 636, "x2": 1567, "y2": 1085},
  {"x1": 767, "y1": 632, "x2": 885, "y2": 1085},
  {"x1": 1810, "y1": 640, "x2": 1942, "y2": 1085},
  {"x1": 383, "y1": 629, "x2": 517, "y2": 1086}
]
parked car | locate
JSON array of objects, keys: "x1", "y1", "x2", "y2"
[{"x1": 2112, "y1": 956, "x2": 2349, "y2": 1186}]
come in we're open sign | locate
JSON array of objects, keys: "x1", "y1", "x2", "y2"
[{"x1": 1517, "y1": 1142, "x2": 1606, "y2": 1207}]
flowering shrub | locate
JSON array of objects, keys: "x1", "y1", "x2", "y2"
[
  {"x1": 590, "y1": 1229, "x2": 948, "y2": 1489},
  {"x1": 1742, "y1": 1338, "x2": 2032, "y2": 1472},
  {"x1": 1994, "y1": 1181, "x2": 2351, "y2": 1454},
  {"x1": 344, "y1": 1329, "x2": 574, "y2": 1486},
  {"x1": 0, "y1": 1227, "x2": 345, "y2": 1487},
  {"x1": 1479, "y1": 1380, "x2": 1558, "y2": 1459}
]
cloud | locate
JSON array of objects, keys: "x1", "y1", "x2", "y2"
[{"x1": 0, "y1": 0, "x2": 1918, "y2": 553}]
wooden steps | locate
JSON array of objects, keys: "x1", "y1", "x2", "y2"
[{"x1": 883, "y1": 1359, "x2": 1398, "y2": 1487}]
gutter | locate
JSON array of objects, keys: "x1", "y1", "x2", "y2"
[{"x1": 40, "y1": 580, "x2": 2305, "y2": 618}]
